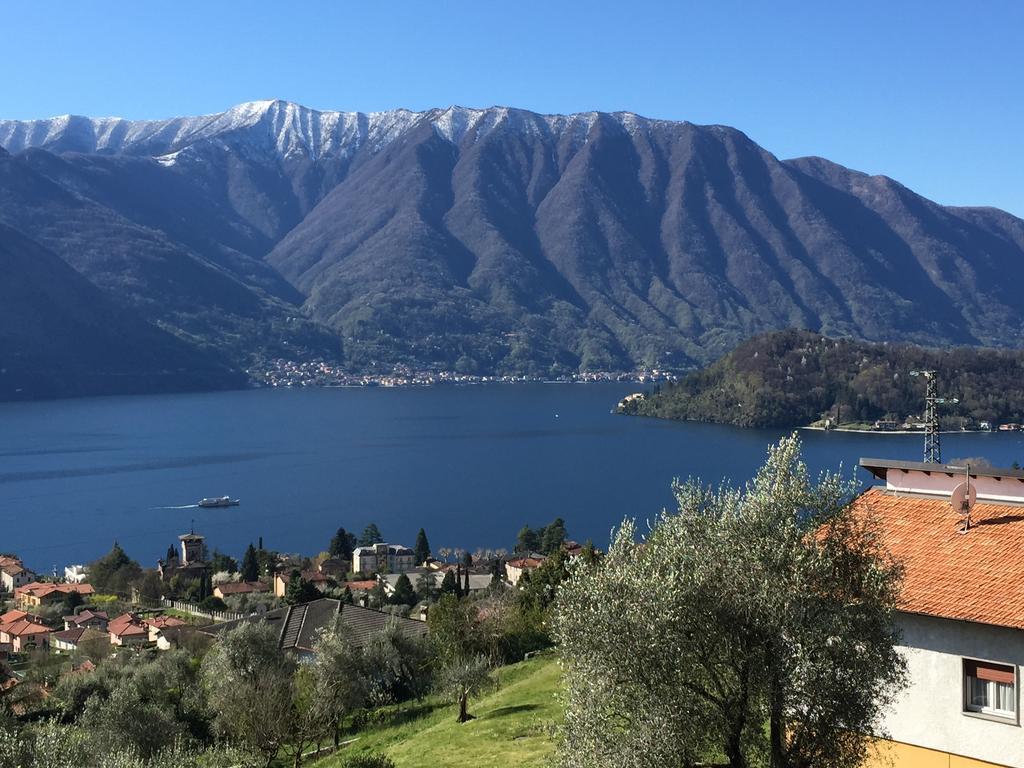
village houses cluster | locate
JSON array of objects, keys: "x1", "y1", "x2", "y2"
[{"x1": 3, "y1": 457, "x2": 1022, "y2": 766}]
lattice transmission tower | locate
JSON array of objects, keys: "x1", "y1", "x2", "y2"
[{"x1": 910, "y1": 370, "x2": 958, "y2": 464}]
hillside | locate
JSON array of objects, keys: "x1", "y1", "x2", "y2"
[
  {"x1": 3, "y1": 101, "x2": 1024, "y2": 384},
  {"x1": 619, "y1": 330, "x2": 1024, "y2": 429},
  {"x1": 314, "y1": 654, "x2": 560, "y2": 768},
  {"x1": 0, "y1": 222, "x2": 245, "y2": 400}
]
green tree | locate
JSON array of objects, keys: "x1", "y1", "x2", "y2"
[
  {"x1": 540, "y1": 517, "x2": 567, "y2": 555},
  {"x1": 361, "y1": 623, "x2": 434, "y2": 706},
  {"x1": 329, "y1": 527, "x2": 357, "y2": 559},
  {"x1": 359, "y1": 523, "x2": 384, "y2": 546},
  {"x1": 413, "y1": 528, "x2": 431, "y2": 565},
  {"x1": 439, "y1": 570, "x2": 458, "y2": 596},
  {"x1": 555, "y1": 434, "x2": 906, "y2": 768},
  {"x1": 210, "y1": 549, "x2": 238, "y2": 574},
  {"x1": 368, "y1": 580, "x2": 389, "y2": 610},
  {"x1": 309, "y1": 619, "x2": 368, "y2": 748},
  {"x1": 427, "y1": 594, "x2": 480, "y2": 665},
  {"x1": 204, "y1": 622, "x2": 297, "y2": 768},
  {"x1": 435, "y1": 655, "x2": 494, "y2": 723},
  {"x1": 88, "y1": 542, "x2": 142, "y2": 595},
  {"x1": 414, "y1": 572, "x2": 439, "y2": 603},
  {"x1": 240, "y1": 543, "x2": 260, "y2": 582},
  {"x1": 515, "y1": 526, "x2": 539, "y2": 553},
  {"x1": 390, "y1": 574, "x2": 416, "y2": 607},
  {"x1": 62, "y1": 590, "x2": 85, "y2": 614},
  {"x1": 285, "y1": 569, "x2": 321, "y2": 605}
]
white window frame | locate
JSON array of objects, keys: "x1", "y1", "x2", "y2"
[{"x1": 963, "y1": 657, "x2": 1018, "y2": 723}]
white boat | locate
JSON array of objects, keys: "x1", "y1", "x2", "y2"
[{"x1": 197, "y1": 496, "x2": 240, "y2": 508}]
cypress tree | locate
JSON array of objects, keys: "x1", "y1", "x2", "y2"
[
  {"x1": 462, "y1": 551, "x2": 472, "y2": 594},
  {"x1": 414, "y1": 528, "x2": 431, "y2": 565},
  {"x1": 240, "y1": 543, "x2": 260, "y2": 582}
]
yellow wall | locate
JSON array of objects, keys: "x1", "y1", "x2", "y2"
[{"x1": 868, "y1": 738, "x2": 1012, "y2": 768}]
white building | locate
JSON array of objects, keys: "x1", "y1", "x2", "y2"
[
  {"x1": 857, "y1": 458, "x2": 1024, "y2": 768},
  {"x1": 0, "y1": 556, "x2": 34, "y2": 592},
  {"x1": 64, "y1": 564, "x2": 88, "y2": 584},
  {"x1": 352, "y1": 543, "x2": 416, "y2": 575}
]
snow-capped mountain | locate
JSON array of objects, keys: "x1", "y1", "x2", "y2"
[
  {"x1": 3, "y1": 99, "x2": 1024, "y2": 398},
  {"x1": 0, "y1": 100, "x2": 679, "y2": 162}
]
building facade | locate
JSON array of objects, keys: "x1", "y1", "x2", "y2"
[
  {"x1": 857, "y1": 459, "x2": 1024, "y2": 768},
  {"x1": 352, "y1": 543, "x2": 415, "y2": 574}
]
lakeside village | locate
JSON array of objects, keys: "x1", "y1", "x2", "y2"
[
  {"x1": 0, "y1": 516, "x2": 584, "y2": 708},
  {"x1": 247, "y1": 358, "x2": 678, "y2": 388},
  {"x1": 4, "y1": 450, "x2": 1024, "y2": 766}
]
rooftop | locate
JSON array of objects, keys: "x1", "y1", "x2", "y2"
[
  {"x1": 852, "y1": 485, "x2": 1024, "y2": 630},
  {"x1": 204, "y1": 597, "x2": 426, "y2": 652}
]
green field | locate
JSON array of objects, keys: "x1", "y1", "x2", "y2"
[{"x1": 313, "y1": 653, "x2": 562, "y2": 768}]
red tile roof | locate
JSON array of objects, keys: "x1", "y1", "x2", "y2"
[
  {"x1": 2, "y1": 618, "x2": 52, "y2": 638},
  {"x1": 852, "y1": 486, "x2": 1024, "y2": 630},
  {"x1": 145, "y1": 616, "x2": 186, "y2": 630},
  {"x1": 343, "y1": 580, "x2": 377, "y2": 591},
  {"x1": 15, "y1": 582, "x2": 94, "y2": 600},
  {"x1": 108, "y1": 613, "x2": 147, "y2": 637},
  {"x1": 214, "y1": 580, "x2": 269, "y2": 595}
]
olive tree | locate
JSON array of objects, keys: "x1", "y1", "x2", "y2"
[
  {"x1": 203, "y1": 622, "x2": 297, "y2": 768},
  {"x1": 555, "y1": 434, "x2": 906, "y2": 768},
  {"x1": 435, "y1": 655, "x2": 494, "y2": 723},
  {"x1": 309, "y1": 620, "x2": 368, "y2": 749}
]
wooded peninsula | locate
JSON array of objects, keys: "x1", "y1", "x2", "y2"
[{"x1": 619, "y1": 330, "x2": 1024, "y2": 430}]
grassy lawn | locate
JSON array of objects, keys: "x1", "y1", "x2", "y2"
[{"x1": 313, "y1": 653, "x2": 562, "y2": 768}]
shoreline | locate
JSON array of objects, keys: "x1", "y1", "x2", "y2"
[{"x1": 801, "y1": 426, "x2": 996, "y2": 435}]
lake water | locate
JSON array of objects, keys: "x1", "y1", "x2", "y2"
[{"x1": 3, "y1": 384, "x2": 1023, "y2": 572}]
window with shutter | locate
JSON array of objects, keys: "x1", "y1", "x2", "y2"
[{"x1": 964, "y1": 659, "x2": 1017, "y2": 720}]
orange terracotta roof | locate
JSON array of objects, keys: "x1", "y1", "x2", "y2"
[
  {"x1": 343, "y1": 580, "x2": 377, "y2": 591},
  {"x1": 145, "y1": 616, "x2": 187, "y2": 630},
  {"x1": 108, "y1": 613, "x2": 147, "y2": 637},
  {"x1": 2, "y1": 619, "x2": 52, "y2": 637},
  {"x1": 215, "y1": 580, "x2": 269, "y2": 595},
  {"x1": 15, "y1": 582, "x2": 94, "y2": 598},
  {"x1": 852, "y1": 486, "x2": 1024, "y2": 630}
]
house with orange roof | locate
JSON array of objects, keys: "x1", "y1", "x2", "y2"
[
  {"x1": 107, "y1": 613, "x2": 149, "y2": 647},
  {"x1": 144, "y1": 615, "x2": 187, "y2": 643},
  {"x1": 505, "y1": 556, "x2": 545, "y2": 586},
  {"x1": 856, "y1": 458, "x2": 1024, "y2": 768},
  {"x1": 0, "y1": 615, "x2": 53, "y2": 652},
  {"x1": 14, "y1": 581, "x2": 94, "y2": 609},
  {"x1": 0, "y1": 556, "x2": 35, "y2": 592}
]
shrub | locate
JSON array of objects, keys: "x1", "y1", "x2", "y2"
[{"x1": 344, "y1": 753, "x2": 395, "y2": 768}]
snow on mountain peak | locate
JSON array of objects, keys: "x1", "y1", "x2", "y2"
[{"x1": 0, "y1": 101, "x2": 668, "y2": 160}]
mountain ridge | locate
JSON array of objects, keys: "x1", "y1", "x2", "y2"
[{"x1": 2, "y1": 100, "x2": 1023, "y2": 389}]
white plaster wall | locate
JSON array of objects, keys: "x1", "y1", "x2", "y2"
[
  {"x1": 879, "y1": 613, "x2": 1024, "y2": 767},
  {"x1": 886, "y1": 468, "x2": 1024, "y2": 504}
]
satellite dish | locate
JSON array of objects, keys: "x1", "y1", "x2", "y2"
[{"x1": 951, "y1": 481, "x2": 976, "y2": 517}]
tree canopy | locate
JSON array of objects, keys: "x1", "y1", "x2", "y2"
[
  {"x1": 87, "y1": 542, "x2": 142, "y2": 595},
  {"x1": 330, "y1": 527, "x2": 357, "y2": 559},
  {"x1": 359, "y1": 523, "x2": 384, "y2": 547},
  {"x1": 555, "y1": 434, "x2": 906, "y2": 768},
  {"x1": 622, "y1": 329, "x2": 1024, "y2": 428},
  {"x1": 414, "y1": 528, "x2": 431, "y2": 565}
]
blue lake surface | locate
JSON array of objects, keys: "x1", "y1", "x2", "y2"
[{"x1": 2, "y1": 383, "x2": 1023, "y2": 572}]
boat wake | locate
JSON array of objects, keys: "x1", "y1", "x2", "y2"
[{"x1": 152, "y1": 504, "x2": 200, "y2": 510}]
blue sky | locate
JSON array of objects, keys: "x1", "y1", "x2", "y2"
[{"x1": 2, "y1": 0, "x2": 1021, "y2": 215}]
